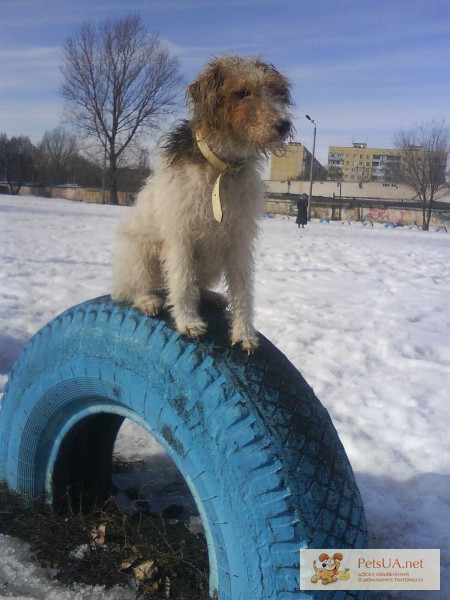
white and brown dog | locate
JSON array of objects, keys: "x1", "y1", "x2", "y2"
[{"x1": 112, "y1": 55, "x2": 293, "y2": 352}]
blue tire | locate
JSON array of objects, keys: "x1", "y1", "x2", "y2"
[{"x1": 0, "y1": 296, "x2": 367, "y2": 599}]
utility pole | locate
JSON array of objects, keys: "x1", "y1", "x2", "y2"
[{"x1": 306, "y1": 115, "x2": 316, "y2": 220}]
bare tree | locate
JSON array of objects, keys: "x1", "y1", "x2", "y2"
[
  {"x1": 67, "y1": 153, "x2": 103, "y2": 188},
  {"x1": 61, "y1": 15, "x2": 182, "y2": 204},
  {"x1": 0, "y1": 133, "x2": 7, "y2": 182},
  {"x1": 116, "y1": 145, "x2": 152, "y2": 192},
  {"x1": 0, "y1": 134, "x2": 35, "y2": 195},
  {"x1": 37, "y1": 127, "x2": 78, "y2": 185},
  {"x1": 395, "y1": 119, "x2": 449, "y2": 230}
]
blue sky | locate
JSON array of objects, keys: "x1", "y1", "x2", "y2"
[{"x1": 0, "y1": 0, "x2": 449, "y2": 165}]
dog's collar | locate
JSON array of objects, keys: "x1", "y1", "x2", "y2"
[
  {"x1": 195, "y1": 131, "x2": 246, "y2": 173},
  {"x1": 195, "y1": 131, "x2": 246, "y2": 223}
]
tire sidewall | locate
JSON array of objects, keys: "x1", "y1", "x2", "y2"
[{"x1": 1, "y1": 299, "x2": 298, "y2": 599}]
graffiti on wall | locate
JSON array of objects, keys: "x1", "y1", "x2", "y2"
[{"x1": 366, "y1": 208, "x2": 407, "y2": 225}]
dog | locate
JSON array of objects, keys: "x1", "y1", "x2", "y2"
[
  {"x1": 311, "y1": 553, "x2": 344, "y2": 585},
  {"x1": 112, "y1": 55, "x2": 293, "y2": 352}
]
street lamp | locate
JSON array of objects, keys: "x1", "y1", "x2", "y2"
[{"x1": 305, "y1": 115, "x2": 316, "y2": 220}]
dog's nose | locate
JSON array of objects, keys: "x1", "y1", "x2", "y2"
[{"x1": 275, "y1": 119, "x2": 291, "y2": 137}]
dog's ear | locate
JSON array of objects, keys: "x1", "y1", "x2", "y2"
[
  {"x1": 187, "y1": 58, "x2": 225, "y2": 109},
  {"x1": 318, "y1": 553, "x2": 329, "y2": 562},
  {"x1": 333, "y1": 553, "x2": 344, "y2": 561}
]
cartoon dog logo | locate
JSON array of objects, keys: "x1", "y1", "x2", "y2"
[{"x1": 311, "y1": 552, "x2": 344, "y2": 585}]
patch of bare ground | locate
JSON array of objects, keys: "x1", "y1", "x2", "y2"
[{"x1": 0, "y1": 484, "x2": 210, "y2": 599}]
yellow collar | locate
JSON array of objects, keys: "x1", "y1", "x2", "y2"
[
  {"x1": 195, "y1": 131, "x2": 246, "y2": 222},
  {"x1": 195, "y1": 131, "x2": 246, "y2": 173}
]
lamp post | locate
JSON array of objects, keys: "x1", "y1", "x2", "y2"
[{"x1": 306, "y1": 115, "x2": 316, "y2": 220}]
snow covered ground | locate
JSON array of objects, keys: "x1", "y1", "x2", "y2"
[{"x1": 0, "y1": 194, "x2": 449, "y2": 599}]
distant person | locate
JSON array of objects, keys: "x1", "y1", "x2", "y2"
[{"x1": 296, "y1": 194, "x2": 308, "y2": 228}]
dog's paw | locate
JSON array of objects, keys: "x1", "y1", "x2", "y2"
[
  {"x1": 231, "y1": 332, "x2": 259, "y2": 354},
  {"x1": 230, "y1": 321, "x2": 259, "y2": 354},
  {"x1": 133, "y1": 294, "x2": 163, "y2": 316},
  {"x1": 176, "y1": 318, "x2": 208, "y2": 339}
]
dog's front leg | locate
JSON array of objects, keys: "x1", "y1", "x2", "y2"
[
  {"x1": 225, "y1": 243, "x2": 259, "y2": 353},
  {"x1": 163, "y1": 242, "x2": 207, "y2": 339}
]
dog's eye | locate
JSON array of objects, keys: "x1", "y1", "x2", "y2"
[
  {"x1": 235, "y1": 89, "x2": 251, "y2": 99},
  {"x1": 269, "y1": 84, "x2": 290, "y2": 103}
]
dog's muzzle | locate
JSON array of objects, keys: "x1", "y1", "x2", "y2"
[{"x1": 275, "y1": 119, "x2": 292, "y2": 138}]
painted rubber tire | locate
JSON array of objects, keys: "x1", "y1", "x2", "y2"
[{"x1": 0, "y1": 296, "x2": 368, "y2": 600}]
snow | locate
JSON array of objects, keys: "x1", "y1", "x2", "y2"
[
  {"x1": 0, "y1": 194, "x2": 449, "y2": 598},
  {"x1": 0, "y1": 534, "x2": 136, "y2": 599}
]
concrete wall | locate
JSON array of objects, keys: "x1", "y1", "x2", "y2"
[
  {"x1": 11, "y1": 183, "x2": 450, "y2": 227},
  {"x1": 265, "y1": 179, "x2": 450, "y2": 203},
  {"x1": 265, "y1": 198, "x2": 450, "y2": 227},
  {"x1": 19, "y1": 185, "x2": 136, "y2": 206}
]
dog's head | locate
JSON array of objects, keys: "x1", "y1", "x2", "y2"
[
  {"x1": 187, "y1": 55, "x2": 294, "y2": 154},
  {"x1": 318, "y1": 553, "x2": 343, "y2": 572}
]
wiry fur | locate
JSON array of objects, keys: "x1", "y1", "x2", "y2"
[{"x1": 112, "y1": 55, "x2": 293, "y2": 351}]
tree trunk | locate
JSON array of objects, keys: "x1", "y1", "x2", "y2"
[
  {"x1": 7, "y1": 180, "x2": 21, "y2": 195},
  {"x1": 421, "y1": 197, "x2": 427, "y2": 231},
  {"x1": 109, "y1": 153, "x2": 119, "y2": 205},
  {"x1": 425, "y1": 196, "x2": 434, "y2": 231}
]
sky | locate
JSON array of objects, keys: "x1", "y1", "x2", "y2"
[{"x1": 0, "y1": 0, "x2": 449, "y2": 166}]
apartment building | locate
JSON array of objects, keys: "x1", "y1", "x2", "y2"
[
  {"x1": 270, "y1": 142, "x2": 323, "y2": 180},
  {"x1": 328, "y1": 142, "x2": 401, "y2": 182}
]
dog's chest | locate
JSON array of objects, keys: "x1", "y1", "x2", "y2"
[
  {"x1": 200, "y1": 164, "x2": 263, "y2": 223},
  {"x1": 158, "y1": 160, "x2": 263, "y2": 248}
]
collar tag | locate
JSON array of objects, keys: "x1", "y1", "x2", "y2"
[
  {"x1": 212, "y1": 170, "x2": 226, "y2": 222},
  {"x1": 195, "y1": 131, "x2": 246, "y2": 223}
]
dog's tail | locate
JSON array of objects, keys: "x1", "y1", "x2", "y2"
[{"x1": 313, "y1": 560, "x2": 318, "y2": 573}]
